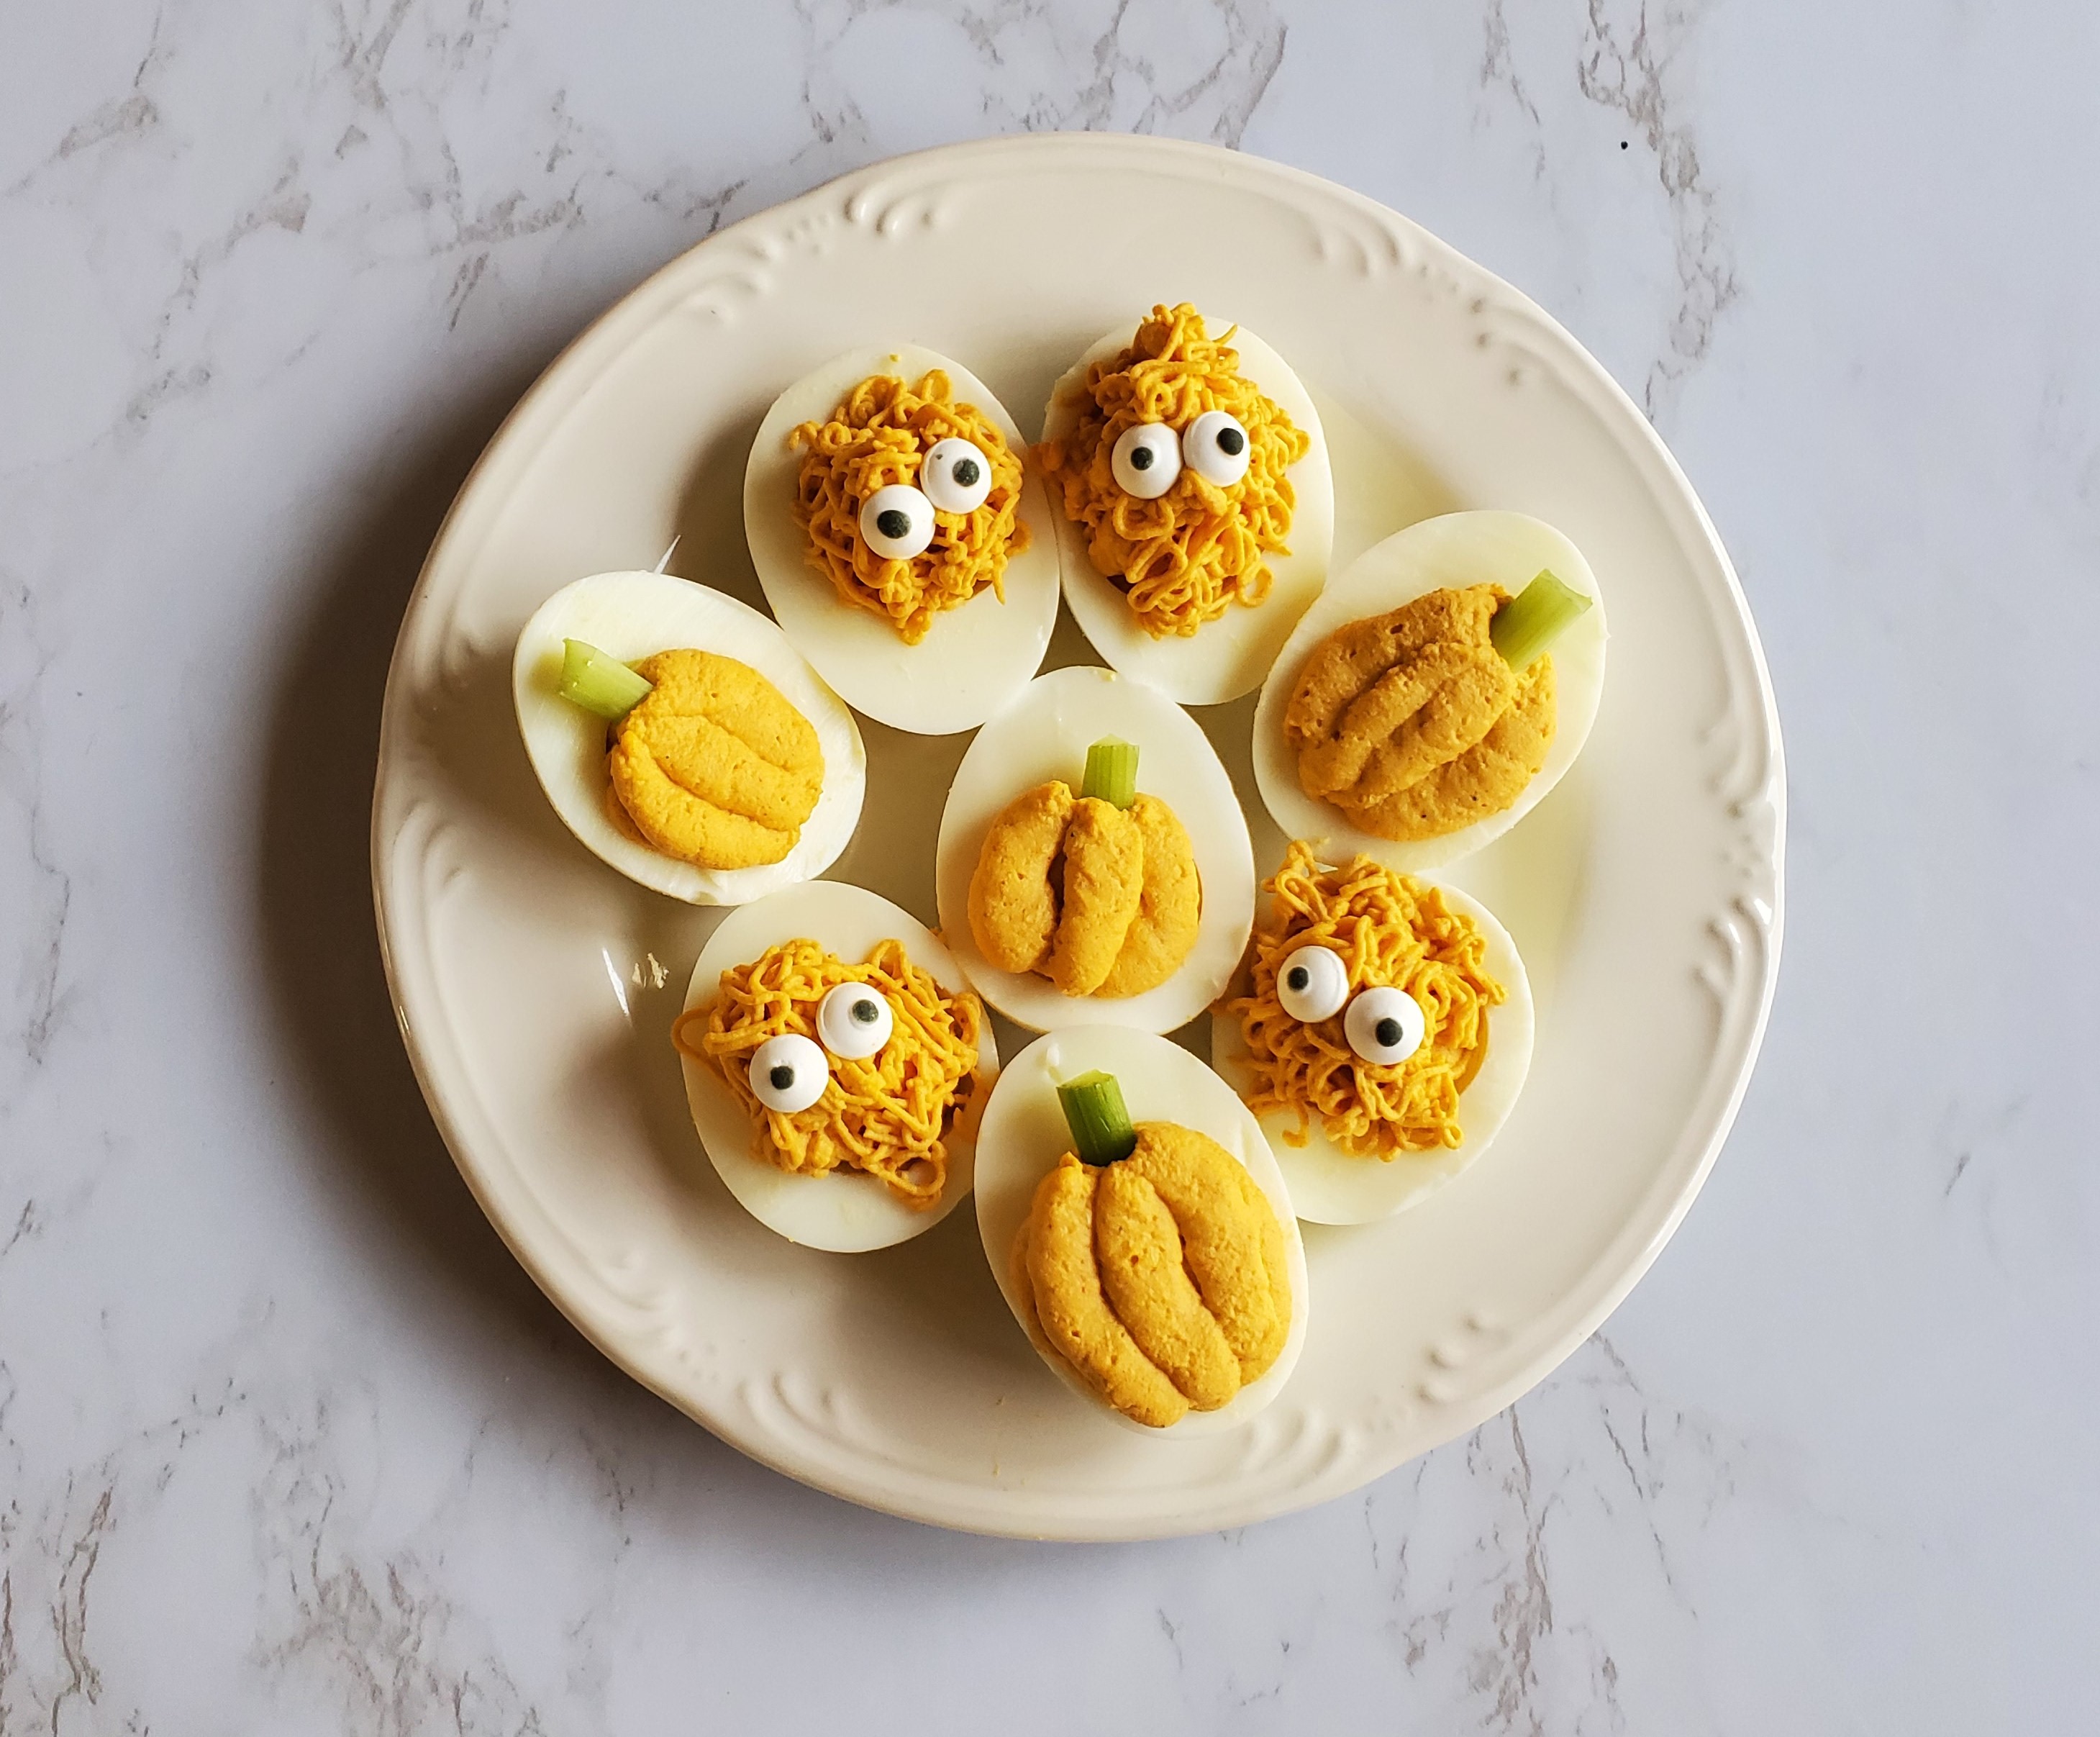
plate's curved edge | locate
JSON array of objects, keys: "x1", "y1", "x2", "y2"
[{"x1": 371, "y1": 132, "x2": 1788, "y2": 1541}]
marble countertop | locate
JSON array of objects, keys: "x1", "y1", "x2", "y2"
[{"x1": 3, "y1": 1, "x2": 2094, "y2": 1730}]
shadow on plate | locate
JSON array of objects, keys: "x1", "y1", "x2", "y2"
[
  {"x1": 246, "y1": 357, "x2": 1140, "y2": 1559},
  {"x1": 255, "y1": 365, "x2": 585, "y2": 1336},
  {"x1": 250, "y1": 366, "x2": 765, "y2": 1499}
]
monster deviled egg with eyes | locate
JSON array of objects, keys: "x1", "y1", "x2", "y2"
[
  {"x1": 673, "y1": 880, "x2": 997, "y2": 1252},
  {"x1": 1252, "y1": 510, "x2": 1608, "y2": 873},
  {"x1": 1037, "y1": 303, "x2": 1335, "y2": 704},
  {"x1": 973, "y1": 1025, "x2": 1308, "y2": 1433},
  {"x1": 935, "y1": 664, "x2": 1255, "y2": 1034},
  {"x1": 513, "y1": 568, "x2": 866, "y2": 903},
  {"x1": 744, "y1": 345, "x2": 1063, "y2": 735},
  {"x1": 1211, "y1": 840, "x2": 1535, "y2": 1224}
]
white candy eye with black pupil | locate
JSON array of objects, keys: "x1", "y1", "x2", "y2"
[
  {"x1": 1345, "y1": 986, "x2": 1427, "y2": 1066},
  {"x1": 1276, "y1": 944, "x2": 1350, "y2": 1022},
  {"x1": 1111, "y1": 423, "x2": 1183, "y2": 499},
  {"x1": 817, "y1": 982, "x2": 893, "y2": 1059},
  {"x1": 920, "y1": 437, "x2": 993, "y2": 514},
  {"x1": 749, "y1": 1033, "x2": 829, "y2": 1113},
  {"x1": 1183, "y1": 409, "x2": 1251, "y2": 485},
  {"x1": 859, "y1": 484, "x2": 936, "y2": 559}
]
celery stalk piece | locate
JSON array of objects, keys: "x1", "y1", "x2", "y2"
[
  {"x1": 1489, "y1": 570, "x2": 1593, "y2": 671},
  {"x1": 1057, "y1": 1070, "x2": 1138, "y2": 1166},
  {"x1": 1080, "y1": 737, "x2": 1140, "y2": 809},
  {"x1": 558, "y1": 639, "x2": 654, "y2": 721}
]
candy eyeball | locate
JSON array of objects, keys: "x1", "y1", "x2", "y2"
[
  {"x1": 1112, "y1": 423, "x2": 1183, "y2": 499},
  {"x1": 1344, "y1": 985, "x2": 1427, "y2": 1066},
  {"x1": 920, "y1": 437, "x2": 994, "y2": 514},
  {"x1": 748, "y1": 1033, "x2": 829, "y2": 1112},
  {"x1": 817, "y1": 981, "x2": 894, "y2": 1058},
  {"x1": 1183, "y1": 409, "x2": 1250, "y2": 486},
  {"x1": 859, "y1": 484, "x2": 936, "y2": 559},
  {"x1": 1276, "y1": 944, "x2": 1350, "y2": 1022}
]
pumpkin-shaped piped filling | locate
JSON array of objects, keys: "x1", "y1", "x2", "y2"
[
  {"x1": 965, "y1": 738, "x2": 1201, "y2": 999},
  {"x1": 600, "y1": 648, "x2": 824, "y2": 869},
  {"x1": 1281, "y1": 573, "x2": 1591, "y2": 842},
  {"x1": 1013, "y1": 1110, "x2": 1292, "y2": 1429}
]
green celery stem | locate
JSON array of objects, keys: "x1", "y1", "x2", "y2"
[
  {"x1": 1489, "y1": 570, "x2": 1593, "y2": 671},
  {"x1": 1080, "y1": 737, "x2": 1140, "y2": 809},
  {"x1": 558, "y1": 638, "x2": 655, "y2": 722},
  {"x1": 1058, "y1": 1070, "x2": 1138, "y2": 1166}
]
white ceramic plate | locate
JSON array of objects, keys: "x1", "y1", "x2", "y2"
[
  {"x1": 934, "y1": 663, "x2": 1255, "y2": 1034},
  {"x1": 373, "y1": 135, "x2": 1784, "y2": 1541},
  {"x1": 973, "y1": 1026, "x2": 1310, "y2": 1440}
]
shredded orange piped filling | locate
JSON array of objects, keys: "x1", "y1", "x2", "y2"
[
  {"x1": 673, "y1": 936, "x2": 984, "y2": 1207},
  {"x1": 1228, "y1": 842, "x2": 1503, "y2": 1158},
  {"x1": 789, "y1": 370, "x2": 1029, "y2": 645},
  {"x1": 1037, "y1": 303, "x2": 1309, "y2": 638}
]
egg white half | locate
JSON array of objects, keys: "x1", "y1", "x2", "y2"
[
  {"x1": 973, "y1": 1025, "x2": 1310, "y2": 1436},
  {"x1": 1041, "y1": 319, "x2": 1335, "y2": 706},
  {"x1": 744, "y1": 345, "x2": 1061, "y2": 735},
  {"x1": 1251, "y1": 510, "x2": 1608, "y2": 873},
  {"x1": 513, "y1": 570, "x2": 867, "y2": 904},
  {"x1": 678, "y1": 879, "x2": 999, "y2": 1253},
  {"x1": 935, "y1": 665, "x2": 1254, "y2": 1035},
  {"x1": 1210, "y1": 873, "x2": 1535, "y2": 1224}
]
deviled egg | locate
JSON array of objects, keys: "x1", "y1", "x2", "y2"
[
  {"x1": 1251, "y1": 511, "x2": 1607, "y2": 873},
  {"x1": 974, "y1": 1025, "x2": 1309, "y2": 1434},
  {"x1": 513, "y1": 569, "x2": 865, "y2": 904},
  {"x1": 744, "y1": 345, "x2": 1061, "y2": 735},
  {"x1": 673, "y1": 879, "x2": 996, "y2": 1252},
  {"x1": 1211, "y1": 841, "x2": 1534, "y2": 1223},
  {"x1": 1037, "y1": 303, "x2": 1335, "y2": 705},
  {"x1": 935, "y1": 664, "x2": 1254, "y2": 1035}
]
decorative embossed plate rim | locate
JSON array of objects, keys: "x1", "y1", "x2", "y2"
[{"x1": 372, "y1": 135, "x2": 1783, "y2": 1541}]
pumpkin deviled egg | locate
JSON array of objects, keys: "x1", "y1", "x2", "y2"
[
  {"x1": 934, "y1": 665, "x2": 1254, "y2": 1035},
  {"x1": 745, "y1": 345, "x2": 1061, "y2": 735},
  {"x1": 673, "y1": 880, "x2": 996, "y2": 1252},
  {"x1": 974, "y1": 1025, "x2": 1308, "y2": 1433},
  {"x1": 513, "y1": 568, "x2": 865, "y2": 904},
  {"x1": 1212, "y1": 841, "x2": 1535, "y2": 1224},
  {"x1": 1252, "y1": 510, "x2": 1607, "y2": 873},
  {"x1": 1037, "y1": 303, "x2": 1334, "y2": 705}
]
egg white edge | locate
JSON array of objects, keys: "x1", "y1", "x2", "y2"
[
  {"x1": 512, "y1": 571, "x2": 868, "y2": 905},
  {"x1": 932, "y1": 664, "x2": 1255, "y2": 1035},
  {"x1": 973, "y1": 1025, "x2": 1312, "y2": 1438},
  {"x1": 1250, "y1": 509, "x2": 1609, "y2": 873},
  {"x1": 1209, "y1": 874, "x2": 1536, "y2": 1225},
  {"x1": 1040, "y1": 318, "x2": 1336, "y2": 707},
  {"x1": 678, "y1": 879, "x2": 1001, "y2": 1252},
  {"x1": 743, "y1": 343, "x2": 1062, "y2": 735}
]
